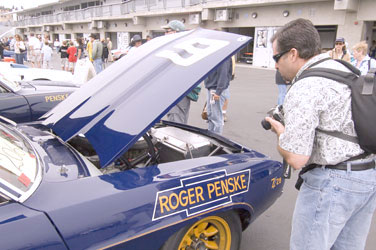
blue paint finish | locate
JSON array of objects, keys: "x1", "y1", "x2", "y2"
[
  {"x1": 0, "y1": 92, "x2": 31, "y2": 122},
  {"x1": 0, "y1": 202, "x2": 67, "y2": 249},
  {"x1": 42, "y1": 29, "x2": 252, "y2": 167},
  {"x1": 18, "y1": 124, "x2": 88, "y2": 181},
  {"x1": 0, "y1": 80, "x2": 78, "y2": 123}
]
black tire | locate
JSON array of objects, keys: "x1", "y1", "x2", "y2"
[{"x1": 161, "y1": 210, "x2": 242, "y2": 250}]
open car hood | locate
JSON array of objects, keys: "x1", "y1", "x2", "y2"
[{"x1": 42, "y1": 28, "x2": 251, "y2": 167}]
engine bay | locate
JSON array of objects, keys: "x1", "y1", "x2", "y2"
[{"x1": 68, "y1": 123, "x2": 243, "y2": 174}]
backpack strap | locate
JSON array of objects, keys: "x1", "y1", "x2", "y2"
[
  {"x1": 306, "y1": 57, "x2": 332, "y2": 69},
  {"x1": 298, "y1": 67, "x2": 357, "y2": 87},
  {"x1": 368, "y1": 59, "x2": 371, "y2": 70},
  {"x1": 297, "y1": 60, "x2": 360, "y2": 145},
  {"x1": 332, "y1": 59, "x2": 361, "y2": 75},
  {"x1": 363, "y1": 68, "x2": 376, "y2": 95},
  {"x1": 316, "y1": 128, "x2": 358, "y2": 144}
]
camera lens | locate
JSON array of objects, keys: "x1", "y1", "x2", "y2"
[{"x1": 261, "y1": 119, "x2": 271, "y2": 130}]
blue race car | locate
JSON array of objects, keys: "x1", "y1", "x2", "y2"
[
  {"x1": 0, "y1": 73, "x2": 78, "y2": 123},
  {"x1": 0, "y1": 28, "x2": 285, "y2": 250}
]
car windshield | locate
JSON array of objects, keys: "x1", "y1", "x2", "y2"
[
  {"x1": 0, "y1": 124, "x2": 38, "y2": 201},
  {"x1": 0, "y1": 73, "x2": 21, "y2": 92}
]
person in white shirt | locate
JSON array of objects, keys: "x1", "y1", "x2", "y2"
[
  {"x1": 53, "y1": 39, "x2": 61, "y2": 53},
  {"x1": 28, "y1": 33, "x2": 42, "y2": 68},
  {"x1": 41, "y1": 41, "x2": 53, "y2": 69},
  {"x1": 14, "y1": 34, "x2": 26, "y2": 65}
]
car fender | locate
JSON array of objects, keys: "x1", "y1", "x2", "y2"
[{"x1": 0, "y1": 202, "x2": 67, "y2": 249}]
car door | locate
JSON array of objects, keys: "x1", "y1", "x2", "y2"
[{"x1": 0, "y1": 84, "x2": 31, "y2": 122}]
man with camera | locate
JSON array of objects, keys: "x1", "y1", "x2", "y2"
[{"x1": 265, "y1": 18, "x2": 376, "y2": 250}]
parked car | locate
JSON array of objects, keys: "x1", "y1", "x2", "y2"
[
  {"x1": 0, "y1": 28, "x2": 284, "y2": 250},
  {"x1": 0, "y1": 73, "x2": 78, "y2": 123},
  {"x1": 0, "y1": 62, "x2": 74, "y2": 82},
  {"x1": 111, "y1": 48, "x2": 129, "y2": 61}
]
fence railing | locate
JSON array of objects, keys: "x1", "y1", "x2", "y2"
[{"x1": 13, "y1": 0, "x2": 234, "y2": 27}]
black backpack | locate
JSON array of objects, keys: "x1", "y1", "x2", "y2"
[{"x1": 298, "y1": 59, "x2": 376, "y2": 153}]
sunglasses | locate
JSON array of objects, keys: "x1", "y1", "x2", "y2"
[
  {"x1": 273, "y1": 49, "x2": 290, "y2": 63},
  {"x1": 335, "y1": 42, "x2": 344, "y2": 45}
]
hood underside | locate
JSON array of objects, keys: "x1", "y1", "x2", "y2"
[{"x1": 42, "y1": 28, "x2": 252, "y2": 167}]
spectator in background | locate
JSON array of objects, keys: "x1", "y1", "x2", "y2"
[
  {"x1": 4, "y1": 36, "x2": 10, "y2": 48},
  {"x1": 329, "y1": 37, "x2": 350, "y2": 62},
  {"x1": 23, "y1": 35, "x2": 28, "y2": 63},
  {"x1": 67, "y1": 41, "x2": 77, "y2": 74},
  {"x1": 41, "y1": 41, "x2": 53, "y2": 69},
  {"x1": 91, "y1": 33, "x2": 103, "y2": 74},
  {"x1": 9, "y1": 36, "x2": 15, "y2": 51},
  {"x1": 101, "y1": 38, "x2": 109, "y2": 68},
  {"x1": 38, "y1": 35, "x2": 43, "y2": 48},
  {"x1": 43, "y1": 34, "x2": 50, "y2": 46},
  {"x1": 0, "y1": 40, "x2": 6, "y2": 59},
  {"x1": 76, "y1": 37, "x2": 86, "y2": 60},
  {"x1": 86, "y1": 37, "x2": 93, "y2": 62},
  {"x1": 222, "y1": 55, "x2": 235, "y2": 122},
  {"x1": 146, "y1": 35, "x2": 152, "y2": 42},
  {"x1": 106, "y1": 37, "x2": 113, "y2": 62},
  {"x1": 370, "y1": 40, "x2": 376, "y2": 59},
  {"x1": 58, "y1": 40, "x2": 69, "y2": 71},
  {"x1": 14, "y1": 34, "x2": 26, "y2": 65},
  {"x1": 204, "y1": 58, "x2": 232, "y2": 134},
  {"x1": 28, "y1": 33, "x2": 42, "y2": 68},
  {"x1": 127, "y1": 34, "x2": 142, "y2": 55},
  {"x1": 53, "y1": 39, "x2": 61, "y2": 53},
  {"x1": 351, "y1": 40, "x2": 376, "y2": 75},
  {"x1": 162, "y1": 20, "x2": 198, "y2": 124}
]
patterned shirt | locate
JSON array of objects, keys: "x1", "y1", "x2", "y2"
[{"x1": 279, "y1": 53, "x2": 364, "y2": 166}]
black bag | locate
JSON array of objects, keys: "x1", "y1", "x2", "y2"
[{"x1": 298, "y1": 59, "x2": 376, "y2": 153}]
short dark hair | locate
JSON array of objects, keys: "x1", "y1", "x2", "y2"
[{"x1": 271, "y1": 18, "x2": 321, "y2": 60}]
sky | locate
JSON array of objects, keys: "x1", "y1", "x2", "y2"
[{"x1": 0, "y1": 0, "x2": 58, "y2": 10}]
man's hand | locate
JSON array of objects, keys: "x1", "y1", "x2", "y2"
[
  {"x1": 265, "y1": 117, "x2": 284, "y2": 136},
  {"x1": 212, "y1": 93, "x2": 220, "y2": 101},
  {"x1": 265, "y1": 117, "x2": 309, "y2": 170}
]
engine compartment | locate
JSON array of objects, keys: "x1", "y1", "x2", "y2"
[{"x1": 68, "y1": 123, "x2": 243, "y2": 174}]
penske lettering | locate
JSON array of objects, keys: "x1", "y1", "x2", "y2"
[
  {"x1": 45, "y1": 93, "x2": 69, "y2": 102},
  {"x1": 153, "y1": 169, "x2": 250, "y2": 221}
]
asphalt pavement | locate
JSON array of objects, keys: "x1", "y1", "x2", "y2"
[{"x1": 43, "y1": 52, "x2": 375, "y2": 250}]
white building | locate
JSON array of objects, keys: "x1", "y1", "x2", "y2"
[{"x1": 13, "y1": 0, "x2": 376, "y2": 67}]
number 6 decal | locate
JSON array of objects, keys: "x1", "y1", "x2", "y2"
[{"x1": 156, "y1": 38, "x2": 230, "y2": 66}]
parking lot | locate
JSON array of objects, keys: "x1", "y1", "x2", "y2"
[{"x1": 37, "y1": 52, "x2": 376, "y2": 250}]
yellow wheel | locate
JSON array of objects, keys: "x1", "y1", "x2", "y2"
[
  {"x1": 178, "y1": 216, "x2": 231, "y2": 250},
  {"x1": 161, "y1": 211, "x2": 241, "y2": 250}
]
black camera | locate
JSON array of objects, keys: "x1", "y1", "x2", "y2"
[{"x1": 261, "y1": 105, "x2": 284, "y2": 130}]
